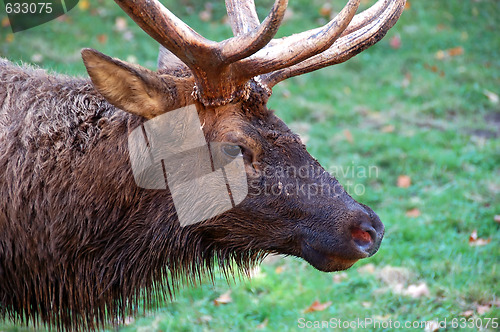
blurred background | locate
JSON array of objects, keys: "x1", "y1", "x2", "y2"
[{"x1": 1, "y1": 0, "x2": 498, "y2": 331}]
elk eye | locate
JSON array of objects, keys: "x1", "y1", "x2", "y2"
[{"x1": 221, "y1": 144, "x2": 242, "y2": 158}]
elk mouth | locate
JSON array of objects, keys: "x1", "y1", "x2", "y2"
[
  {"x1": 301, "y1": 241, "x2": 361, "y2": 272},
  {"x1": 300, "y1": 222, "x2": 383, "y2": 272}
]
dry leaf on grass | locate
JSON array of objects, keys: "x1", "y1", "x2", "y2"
[
  {"x1": 436, "y1": 46, "x2": 464, "y2": 60},
  {"x1": 256, "y1": 318, "x2": 269, "y2": 329},
  {"x1": 97, "y1": 34, "x2": 108, "y2": 44},
  {"x1": 405, "y1": 208, "x2": 421, "y2": 218},
  {"x1": 275, "y1": 266, "x2": 285, "y2": 274},
  {"x1": 424, "y1": 320, "x2": 440, "y2": 332},
  {"x1": 390, "y1": 35, "x2": 402, "y2": 49},
  {"x1": 381, "y1": 124, "x2": 395, "y2": 133},
  {"x1": 468, "y1": 230, "x2": 491, "y2": 247},
  {"x1": 78, "y1": 0, "x2": 90, "y2": 11},
  {"x1": 115, "y1": 17, "x2": 128, "y2": 31},
  {"x1": 304, "y1": 300, "x2": 332, "y2": 313},
  {"x1": 213, "y1": 290, "x2": 232, "y2": 306},
  {"x1": 198, "y1": 315, "x2": 213, "y2": 323},
  {"x1": 494, "y1": 215, "x2": 500, "y2": 224},
  {"x1": 319, "y1": 4, "x2": 332, "y2": 17},
  {"x1": 404, "y1": 282, "x2": 430, "y2": 298},
  {"x1": 362, "y1": 302, "x2": 372, "y2": 308},
  {"x1": 483, "y1": 90, "x2": 499, "y2": 104},
  {"x1": 476, "y1": 304, "x2": 491, "y2": 315},
  {"x1": 397, "y1": 175, "x2": 411, "y2": 188},
  {"x1": 343, "y1": 129, "x2": 354, "y2": 144},
  {"x1": 448, "y1": 46, "x2": 464, "y2": 57},
  {"x1": 357, "y1": 263, "x2": 376, "y2": 274},
  {"x1": 1, "y1": 17, "x2": 10, "y2": 28},
  {"x1": 333, "y1": 272, "x2": 348, "y2": 283},
  {"x1": 460, "y1": 310, "x2": 474, "y2": 318},
  {"x1": 376, "y1": 266, "x2": 412, "y2": 287}
]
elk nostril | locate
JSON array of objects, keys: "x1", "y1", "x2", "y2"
[{"x1": 351, "y1": 224, "x2": 375, "y2": 250}]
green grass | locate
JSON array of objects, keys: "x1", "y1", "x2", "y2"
[{"x1": 1, "y1": 0, "x2": 499, "y2": 331}]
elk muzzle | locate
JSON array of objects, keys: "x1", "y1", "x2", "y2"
[{"x1": 300, "y1": 202, "x2": 384, "y2": 272}]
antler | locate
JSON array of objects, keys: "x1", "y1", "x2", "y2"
[
  {"x1": 114, "y1": 0, "x2": 406, "y2": 107},
  {"x1": 261, "y1": 0, "x2": 406, "y2": 87}
]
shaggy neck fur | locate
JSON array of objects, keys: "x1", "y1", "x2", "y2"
[{"x1": 0, "y1": 59, "x2": 261, "y2": 330}]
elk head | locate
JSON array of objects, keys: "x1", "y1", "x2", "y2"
[{"x1": 82, "y1": 0, "x2": 405, "y2": 272}]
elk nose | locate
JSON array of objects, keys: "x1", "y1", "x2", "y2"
[{"x1": 349, "y1": 207, "x2": 384, "y2": 257}]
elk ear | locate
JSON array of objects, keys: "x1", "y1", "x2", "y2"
[{"x1": 81, "y1": 48, "x2": 192, "y2": 119}]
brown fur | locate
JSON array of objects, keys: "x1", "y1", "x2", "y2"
[{"x1": 0, "y1": 56, "x2": 383, "y2": 330}]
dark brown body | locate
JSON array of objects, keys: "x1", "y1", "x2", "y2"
[
  {"x1": 0, "y1": 0, "x2": 405, "y2": 330},
  {"x1": 0, "y1": 57, "x2": 382, "y2": 330}
]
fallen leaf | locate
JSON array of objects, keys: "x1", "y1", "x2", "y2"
[
  {"x1": 469, "y1": 230, "x2": 491, "y2": 247},
  {"x1": 483, "y1": 90, "x2": 499, "y2": 104},
  {"x1": 115, "y1": 17, "x2": 128, "y2": 31},
  {"x1": 1, "y1": 17, "x2": 10, "y2": 27},
  {"x1": 476, "y1": 304, "x2": 491, "y2": 315},
  {"x1": 5, "y1": 33, "x2": 13, "y2": 43},
  {"x1": 397, "y1": 175, "x2": 411, "y2": 188},
  {"x1": 404, "y1": 1, "x2": 411, "y2": 10},
  {"x1": 448, "y1": 46, "x2": 464, "y2": 57},
  {"x1": 435, "y1": 50, "x2": 446, "y2": 60},
  {"x1": 78, "y1": 0, "x2": 90, "y2": 11},
  {"x1": 304, "y1": 300, "x2": 332, "y2": 313},
  {"x1": 436, "y1": 24, "x2": 447, "y2": 31},
  {"x1": 424, "y1": 321, "x2": 440, "y2": 332},
  {"x1": 376, "y1": 266, "x2": 412, "y2": 287},
  {"x1": 199, "y1": 10, "x2": 212, "y2": 21},
  {"x1": 213, "y1": 290, "x2": 232, "y2": 306},
  {"x1": 343, "y1": 129, "x2": 354, "y2": 144},
  {"x1": 97, "y1": 34, "x2": 107, "y2": 44},
  {"x1": 460, "y1": 310, "x2": 474, "y2": 318},
  {"x1": 435, "y1": 47, "x2": 464, "y2": 60},
  {"x1": 357, "y1": 263, "x2": 376, "y2": 274},
  {"x1": 381, "y1": 124, "x2": 395, "y2": 133},
  {"x1": 404, "y1": 282, "x2": 430, "y2": 298},
  {"x1": 390, "y1": 35, "x2": 401, "y2": 49},
  {"x1": 333, "y1": 272, "x2": 348, "y2": 283},
  {"x1": 275, "y1": 266, "x2": 285, "y2": 274},
  {"x1": 402, "y1": 72, "x2": 411, "y2": 88},
  {"x1": 31, "y1": 54, "x2": 43, "y2": 63},
  {"x1": 405, "y1": 208, "x2": 421, "y2": 218},
  {"x1": 373, "y1": 314, "x2": 391, "y2": 321},
  {"x1": 362, "y1": 302, "x2": 372, "y2": 308},
  {"x1": 319, "y1": 4, "x2": 332, "y2": 17},
  {"x1": 256, "y1": 318, "x2": 269, "y2": 329},
  {"x1": 199, "y1": 4, "x2": 213, "y2": 22},
  {"x1": 494, "y1": 215, "x2": 500, "y2": 224},
  {"x1": 198, "y1": 315, "x2": 213, "y2": 323}
]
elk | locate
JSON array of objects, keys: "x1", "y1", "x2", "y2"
[{"x1": 0, "y1": 0, "x2": 405, "y2": 330}]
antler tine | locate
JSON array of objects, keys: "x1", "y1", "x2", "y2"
[
  {"x1": 225, "y1": 0, "x2": 260, "y2": 35},
  {"x1": 220, "y1": 0, "x2": 288, "y2": 63},
  {"x1": 262, "y1": 0, "x2": 406, "y2": 88},
  {"x1": 340, "y1": 0, "x2": 390, "y2": 37},
  {"x1": 114, "y1": 0, "x2": 215, "y2": 68},
  {"x1": 235, "y1": 0, "x2": 361, "y2": 79}
]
